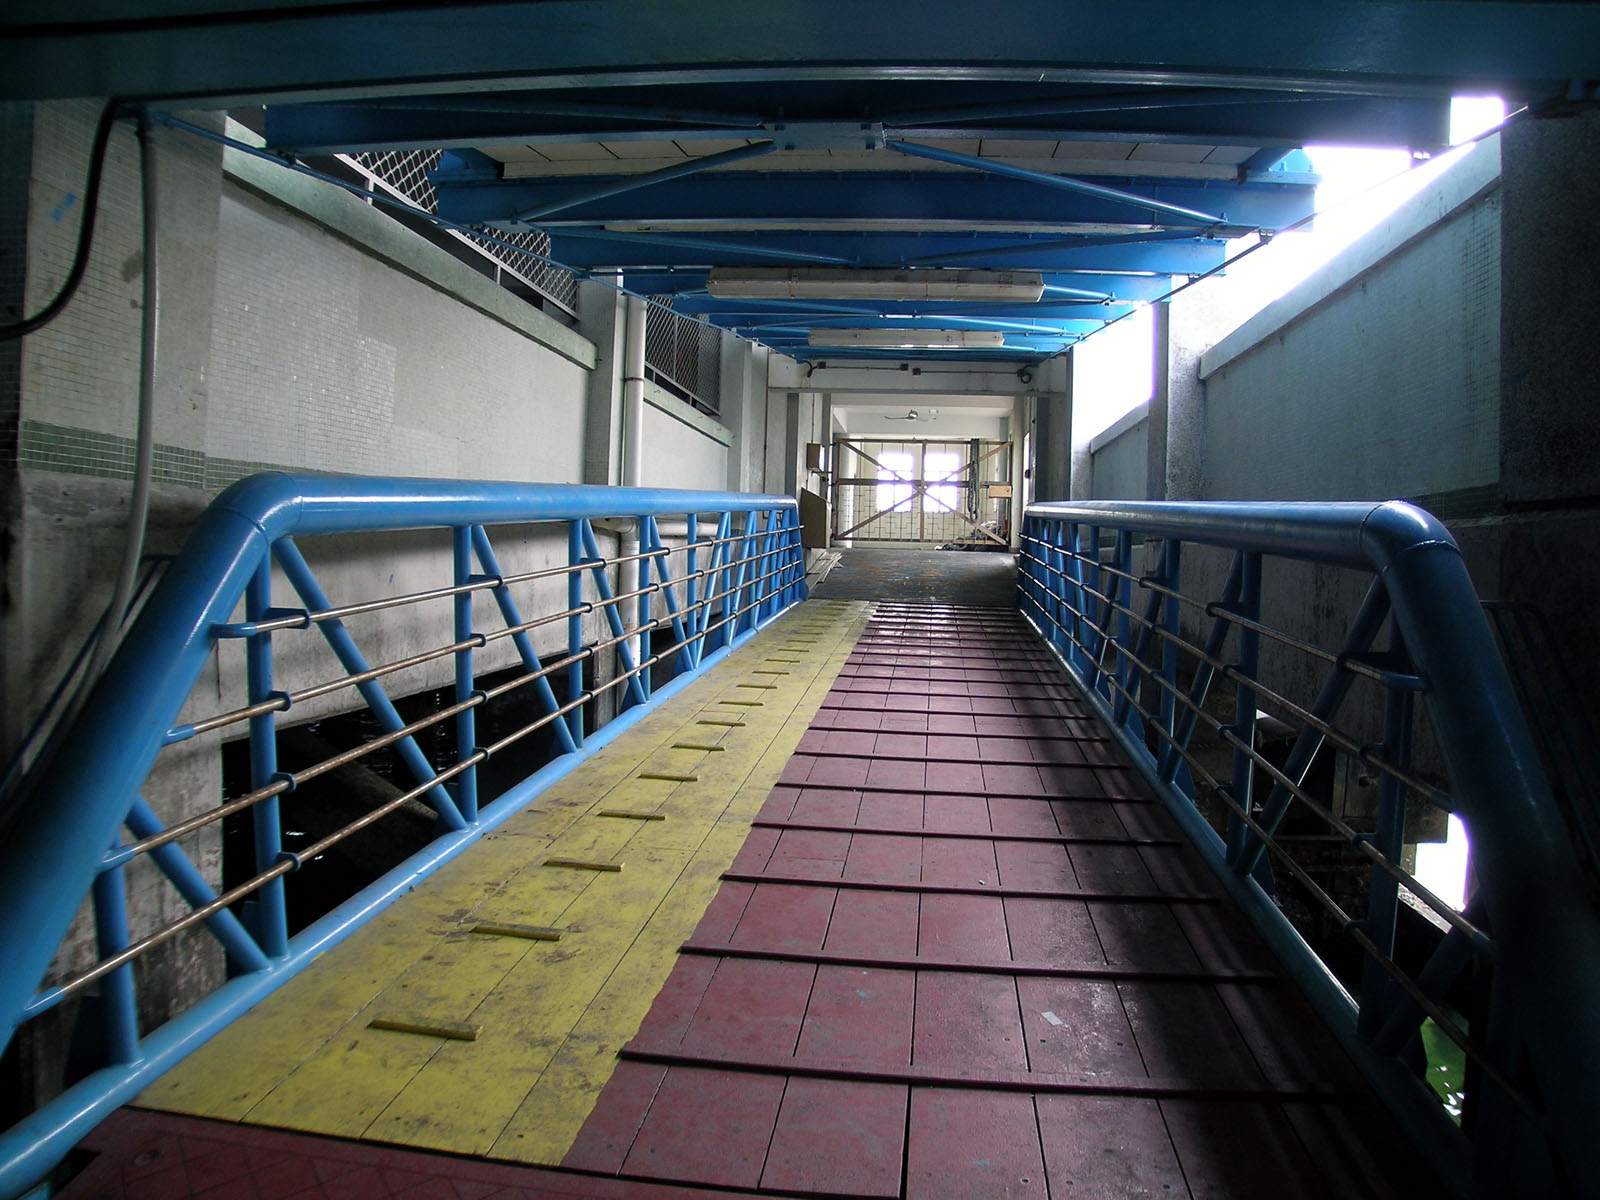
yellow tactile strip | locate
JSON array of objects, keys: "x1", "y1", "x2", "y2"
[{"x1": 137, "y1": 600, "x2": 871, "y2": 1165}]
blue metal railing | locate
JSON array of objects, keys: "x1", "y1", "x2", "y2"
[
  {"x1": 0, "y1": 474, "x2": 806, "y2": 1196},
  {"x1": 1018, "y1": 499, "x2": 1600, "y2": 1199}
]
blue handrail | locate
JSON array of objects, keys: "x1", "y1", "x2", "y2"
[
  {"x1": 0, "y1": 474, "x2": 806, "y2": 1196},
  {"x1": 1018, "y1": 498, "x2": 1600, "y2": 1197}
]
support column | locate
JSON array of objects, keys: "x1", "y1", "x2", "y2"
[
  {"x1": 577, "y1": 278, "x2": 625, "y2": 485},
  {"x1": 1009, "y1": 393, "x2": 1027, "y2": 546},
  {"x1": 1494, "y1": 107, "x2": 1600, "y2": 740}
]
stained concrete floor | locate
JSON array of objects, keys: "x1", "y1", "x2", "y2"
[{"x1": 808, "y1": 548, "x2": 1018, "y2": 607}]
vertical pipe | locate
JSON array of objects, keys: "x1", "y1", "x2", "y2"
[
  {"x1": 1158, "y1": 539, "x2": 1181, "y2": 750},
  {"x1": 245, "y1": 560, "x2": 289, "y2": 958},
  {"x1": 1225, "y1": 553, "x2": 1264, "y2": 863},
  {"x1": 273, "y1": 538, "x2": 466, "y2": 832},
  {"x1": 638, "y1": 521, "x2": 653, "y2": 700},
  {"x1": 92, "y1": 849, "x2": 140, "y2": 1066},
  {"x1": 469, "y1": 526, "x2": 577, "y2": 756},
  {"x1": 619, "y1": 295, "x2": 648, "y2": 683},
  {"x1": 567, "y1": 520, "x2": 586, "y2": 748},
  {"x1": 685, "y1": 512, "x2": 701, "y2": 668},
  {"x1": 1358, "y1": 633, "x2": 1416, "y2": 1039},
  {"x1": 451, "y1": 526, "x2": 479, "y2": 824},
  {"x1": 82, "y1": 115, "x2": 159, "y2": 696}
]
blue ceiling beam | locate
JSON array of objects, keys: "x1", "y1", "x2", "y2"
[
  {"x1": 6, "y1": 2, "x2": 1595, "y2": 109},
  {"x1": 435, "y1": 173, "x2": 1311, "y2": 232},
  {"x1": 883, "y1": 140, "x2": 1227, "y2": 226},
  {"x1": 557, "y1": 227, "x2": 857, "y2": 266},
  {"x1": 510, "y1": 139, "x2": 776, "y2": 220},
  {"x1": 259, "y1": 92, "x2": 1448, "y2": 156}
]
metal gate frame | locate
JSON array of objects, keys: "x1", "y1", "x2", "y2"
[{"x1": 831, "y1": 436, "x2": 1011, "y2": 546}]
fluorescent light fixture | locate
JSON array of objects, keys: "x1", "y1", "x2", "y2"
[
  {"x1": 709, "y1": 268, "x2": 1045, "y2": 302},
  {"x1": 807, "y1": 329, "x2": 1006, "y2": 349}
]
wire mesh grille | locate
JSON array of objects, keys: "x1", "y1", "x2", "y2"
[
  {"x1": 351, "y1": 150, "x2": 579, "y2": 310},
  {"x1": 645, "y1": 301, "x2": 722, "y2": 415}
]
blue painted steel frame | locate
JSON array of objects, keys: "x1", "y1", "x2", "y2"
[
  {"x1": 0, "y1": 473, "x2": 805, "y2": 1197},
  {"x1": 1017, "y1": 498, "x2": 1600, "y2": 1198}
]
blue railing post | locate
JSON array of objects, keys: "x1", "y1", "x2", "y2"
[
  {"x1": 452, "y1": 525, "x2": 480, "y2": 824},
  {"x1": 91, "y1": 846, "x2": 140, "y2": 1067},
  {"x1": 579, "y1": 520, "x2": 648, "y2": 710},
  {"x1": 245, "y1": 559, "x2": 290, "y2": 957},
  {"x1": 469, "y1": 525, "x2": 578, "y2": 757},
  {"x1": 567, "y1": 519, "x2": 586, "y2": 747},
  {"x1": 1222, "y1": 551, "x2": 1263, "y2": 859},
  {"x1": 273, "y1": 537, "x2": 468, "y2": 834},
  {"x1": 1357, "y1": 629, "x2": 1417, "y2": 1040}
]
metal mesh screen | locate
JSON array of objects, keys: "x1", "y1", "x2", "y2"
[
  {"x1": 832, "y1": 437, "x2": 1011, "y2": 545},
  {"x1": 350, "y1": 150, "x2": 579, "y2": 311},
  {"x1": 644, "y1": 301, "x2": 722, "y2": 415}
]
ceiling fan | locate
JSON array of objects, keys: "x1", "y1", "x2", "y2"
[{"x1": 883, "y1": 408, "x2": 939, "y2": 422}]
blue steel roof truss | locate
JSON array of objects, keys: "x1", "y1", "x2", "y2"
[{"x1": 236, "y1": 62, "x2": 1467, "y2": 359}]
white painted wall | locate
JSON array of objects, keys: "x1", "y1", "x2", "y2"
[
  {"x1": 1192, "y1": 138, "x2": 1501, "y2": 505},
  {"x1": 1088, "y1": 407, "x2": 1150, "y2": 500},
  {"x1": 639, "y1": 398, "x2": 730, "y2": 489}
]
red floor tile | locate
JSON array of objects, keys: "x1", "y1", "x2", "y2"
[
  {"x1": 912, "y1": 971, "x2": 1027, "y2": 1071},
  {"x1": 680, "y1": 958, "x2": 815, "y2": 1059},
  {"x1": 1016, "y1": 977, "x2": 1145, "y2": 1077},
  {"x1": 904, "y1": 1090, "x2": 1047, "y2": 1200},
  {"x1": 843, "y1": 832, "x2": 923, "y2": 884},
  {"x1": 855, "y1": 790, "x2": 924, "y2": 829},
  {"x1": 760, "y1": 1079, "x2": 907, "y2": 1197},
  {"x1": 919, "y1": 836, "x2": 998, "y2": 887},
  {"x1": 985, "y1": 795, "x2": 1063, "y2": 836},
  {"x1": 1002, "y1": 897, "x2": 1106, "y2": 966},
  {"x1": 924, "y1": 793, "x2": 991, "y2": 833},
  {"x1": 562, "y1": 1061, "x2": 669, "y2": 1172},
  {"x1": 621, "y1": 1068, "x2": 786, "y2": 1189},
  {"x1": 787, "y1": 787, "x2": 862, "y2": 826},
  {"x1": 794, "y1": 965, "x2": 915, "y2": 1065},
  {"x1": 729, "y1": 883, "x2": 836, "y2": 953},
  {"x1": 917, "y1": 893, "x2": 1009, "y2": 963},
  {"x1": 994, "y1": 839, "x2": 1076, "y2": 890},
  {"x1": 823, "y1": 888, "x2": 920, "y2": 957},
  {"x1": 1035, "y1": 1094, "x2": 1188, "y2": 1199}
]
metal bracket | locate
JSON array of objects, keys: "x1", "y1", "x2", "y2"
[{"x1": 762, "y1": 120, "x2": 886, "y2": 151}]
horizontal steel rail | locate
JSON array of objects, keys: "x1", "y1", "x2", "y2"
[
  {"x1": 0, "y1": 473, "x2": 806, "y2": 1197},
  {"x1": 1018, "y1": 499, "x2": 1600, "y2": 1200}
]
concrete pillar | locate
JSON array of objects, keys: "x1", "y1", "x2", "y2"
[
  {"x1": 1028, "y1": 354, "x2": 1072, "y2": 502},
  {"x1": 1009, "y1": 394, "x2": 1027, "y2": 545},
  {"x1": 1493, "y1": 108, "x2": 1600, "y2": 739},
  {"x1": 1499, "y1": 109, "x2": 1600, "y2": 509},
  {"x1": 577, "y1": 278, "x2": 625, "y2": 485},
  {"x1": 1, "y1": 102, "x2": 34, "y2": 753}
]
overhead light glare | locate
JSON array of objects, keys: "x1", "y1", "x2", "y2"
[
  {"x1": 710, "y1": 268, "x2": 1045, "y2": 302},
  {"x1": 807, "y1": 329, "x2": 1006, "y2": 349}
]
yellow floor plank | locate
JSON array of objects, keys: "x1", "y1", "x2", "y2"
[{"x1": 138, "y1": 599, "x2": 872, "y2": 1157}]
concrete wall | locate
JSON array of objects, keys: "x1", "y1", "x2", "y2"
[
  {"x1": 1193, "y1": 136, "x2": 1501, "y2": 510},
  {"x1": 640, "y1": 384, "x2": 731, "y2": 489},
  {"x1": 1087, "y1": 403, "x2": 1149, "y2": 500}
]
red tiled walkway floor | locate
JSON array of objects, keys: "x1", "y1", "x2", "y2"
[
  {"x1": 64, "y1": 602, "x2": 1440, "y2": 1199},
  {"x1": 563, "y1": 603, "x2": 1439, "y2": 1198}
]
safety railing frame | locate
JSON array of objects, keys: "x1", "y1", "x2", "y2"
[
  {"x1": 1018, "y1": 498, "x2": 1600, "y2": 1200},
  {"x1": 0, "y1": 474, "x2": 807, "y2": 1197}
]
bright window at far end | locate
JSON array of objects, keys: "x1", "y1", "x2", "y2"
[
  {"x1": 875, "y1": 451, "x2": 913, "y2": 511},
  {"x1": 923, "y1": 451, "x2": 962, "y2": 511}
]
